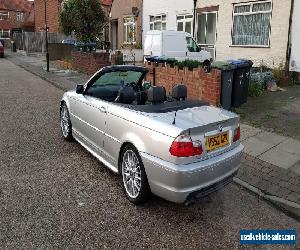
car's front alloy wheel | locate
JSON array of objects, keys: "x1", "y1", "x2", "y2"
[
  {"x1": 60, "y1": 103, "x2": 73, "y2": 141},
  {"x1": 121, "y1": 145, "x2": 150, "y2": 204}
]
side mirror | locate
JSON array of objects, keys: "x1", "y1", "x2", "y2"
[{"x1": 76, "y1": 84, "x2": 84, "y2": 94}]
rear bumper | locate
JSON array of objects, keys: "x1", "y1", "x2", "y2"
[{"x1": 141, "y1": 144, "x2": 243, "y2": 203}]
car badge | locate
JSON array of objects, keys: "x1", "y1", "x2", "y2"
[{"x1": 218, "y1": 125, "x2": 223, "y2": 132}]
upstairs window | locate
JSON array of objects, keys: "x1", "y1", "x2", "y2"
[
  {"x1": 124, "y1": 16, "x2": 136, "y2": 44},
  {"x1": 17, "y1": 12, "x2": 24, "y2": 22},
  {"x1": 149, "y1": 14, "x2": 166, "y2": 31},
  {"x1": 0, "y1": 11, "x2": 9, "y2": 21},
  {"x1": 177, "y1": 14, "x2": 193, "y2": 34},
  {"x1": 232, "y1": 1, "x2": 272, "y2": 46}
]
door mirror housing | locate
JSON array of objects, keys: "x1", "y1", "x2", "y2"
[{"x1": 76, "y1": 84, "x2": 84, "y2": 94}]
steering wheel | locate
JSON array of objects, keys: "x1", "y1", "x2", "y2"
[{"x1": 125, "y1": 82, "x2": 140, "y2": 92}]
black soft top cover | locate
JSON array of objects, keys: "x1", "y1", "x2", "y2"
[{"x1": 121, "y1": 100, "x2": 209, "y2": 114}]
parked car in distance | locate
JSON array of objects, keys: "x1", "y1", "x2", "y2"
[
  {"x1": 60, "y1": 65, "x2": 243, "y2": 205},
  {"x1": 0, "y1": 41, "x2": 4, "y2": 58},
  {"x1": 144, "y1": 30, "x2": 212, "y2": 66},
  {"x1": 62, "y1": 39, "x2": 77, "y2": 45}
]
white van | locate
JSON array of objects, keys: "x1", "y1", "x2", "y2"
[{"x1": 144, "y1": 30, "x2": 212, "y2": 65}]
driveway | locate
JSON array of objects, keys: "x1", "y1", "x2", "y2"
[{"x1": 0, "y1": 59, "x2": 299, "y2": 249}]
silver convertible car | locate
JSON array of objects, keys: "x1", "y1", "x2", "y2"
[{"x1": 60, "y1": 65, "x2": 244, "y2": 205}]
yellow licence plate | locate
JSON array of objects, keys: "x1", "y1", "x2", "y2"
[{"x1": 205, "y1": 132, "x2": 229, "y2": 152}]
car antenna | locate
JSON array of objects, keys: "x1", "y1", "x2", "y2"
[
  {"x1": 172, "y1": 110, "x2": 177, "y2": 125},
  {"x1": 172, "y1": 100, "x2": 180, "y2": 125}
]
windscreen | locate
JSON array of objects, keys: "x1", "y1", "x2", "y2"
[{"x1": 93, "y1": 71, "x2": 143, "y2": 86}]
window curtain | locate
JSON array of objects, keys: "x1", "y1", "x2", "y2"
[{"x1": 232, "y1": 13, "x2": 271, "y2": 46}]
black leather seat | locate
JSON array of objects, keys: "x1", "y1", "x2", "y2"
[
  {"x1": 118, "y1": 86, "x2": 135, "y2": 104},
  {"x1": 147, "y1": 86, "x2": 166, "y2": 104},
  {"x1": 172, "y1": 84, "x2": 187, "y2": 101}
]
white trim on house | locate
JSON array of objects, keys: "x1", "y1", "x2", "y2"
[
  {"x1": 149, "y1": 13, "x2": 167, "y2": 31},
  {"x1": 231, "y1": 0, "x2": 273, "y2": 47},
  {"x1": 142, "y1": 0, "x2": 194, "y2": 43},
  {"x1": 0, "y1": 29, "x2": 10, "y2": 39},
  {"x1": 123, "y1": 16, "x2": 136, "y2": 44},
  {"x1": 0, "y1": 10, "x2": 9, "y2": 21}
]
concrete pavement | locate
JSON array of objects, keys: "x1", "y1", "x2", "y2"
[{"x1": 241, "y1": 124, "x2": 300, "y2": 173}]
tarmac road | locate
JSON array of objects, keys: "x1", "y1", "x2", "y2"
[{"x1": 0, "y1": 59, "x2": 299, "y2": 249}]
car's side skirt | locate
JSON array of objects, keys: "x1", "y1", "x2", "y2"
[{"x1": 73, "y1": 129, "x2": 119, "y2": 174}]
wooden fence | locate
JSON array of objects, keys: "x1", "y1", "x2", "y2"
[{"x1": 12, "y1": 32, "x2": 72, "y2": 53}]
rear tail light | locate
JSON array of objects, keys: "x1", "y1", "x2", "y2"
[
  {"x1": 233, "y1": 126, "x2": 240, "y2": 142},
  {"x1": 169, "y1": 135, "x2": 203, "y2": 157}
]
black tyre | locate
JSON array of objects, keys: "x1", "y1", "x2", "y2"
[
  {"x1": 120, "y1": 144, "x2": 151, "y2": 205},
  {"x1": 60, "y1": 102, "x2": 74, "y2": 141}
]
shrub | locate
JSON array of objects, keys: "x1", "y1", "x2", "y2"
[
  {"x1": 248, "y1": 82, "x2": 265, "y2": 97},
  {"x1": 175, "y1": 59, "x2": 202, "y2": 70},
  {"x1": 272, "y1": 64, "x2": 286, "y2": 86}
]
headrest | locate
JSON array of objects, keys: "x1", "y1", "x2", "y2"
[
  {"x1": 147, "y1": 86, "x2": 166, "y2": 104},
  {"x1": 119, "y1": 86, "x2": 135, "y2": 104},
  {"x1": 172, "y1": 84, "x2": 187, "y2": 100}
]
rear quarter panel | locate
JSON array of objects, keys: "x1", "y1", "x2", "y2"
[{"x1": 105, "y1": 104, "x2": 179, "y2": 165}]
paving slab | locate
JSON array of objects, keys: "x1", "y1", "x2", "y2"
[
  {"x1": 258, "y1": 146, "x2": 300, "y2": 170},
  {"x1": 254, "y1": 131, "x2": 287, "y2": 145},
  {"x1": 290, "y1": 160, "x2": 300, "y2": 175},
  {"x1": 240, "y1": 124, "x2": 262, "y2": 141},
  {"x1": 276, "y1": 138, "x2": 300, "y2": 156},
  {"x1": 242, "y1": 137, "x2": 275, "y2": 157}
]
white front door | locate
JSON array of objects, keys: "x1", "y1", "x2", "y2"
[{"x1": 197, "y1": 12, "x2": 218, "y2": 60}]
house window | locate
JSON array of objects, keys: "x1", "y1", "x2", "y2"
[
  {"x1": 0, "y1": 11, "x2": 9, "y2": 21},
  {"x1": 124, "y1": 16, "x2": 136, "y2": 44},
  {"x1": 232, "y1": 1, "x2": 272, "y2": 46},
  {"x1": 177, "y1": 14, "x2": 193, "y2": 34},
  {"x1": 17, "y1": 12, "x2": 24, "y2": 22},
  {"x1": 149, "y1": 14, "x2": 166, "y2": 31},
  {"x1": 0, "y1": 29, "x2": 10, "y2": 39},
  {"x1": 197, "y1": 12, "x2": 217, "y2": 45}
]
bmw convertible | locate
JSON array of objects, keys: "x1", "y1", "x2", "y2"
[{"x1": 60, "y1": 65, "x2": 243, "y2": 205}]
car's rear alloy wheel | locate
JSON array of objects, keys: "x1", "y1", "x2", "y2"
[
  {"x1": 60, "y1": 103, "x2": 73, "y2": 141},
  {"x1": 121, "y1": 145, "x2": 151, "y2": 204}
]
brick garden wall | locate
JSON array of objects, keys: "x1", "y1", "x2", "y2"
[
  {"x1": 145, "y1": 63, "x2": 221, "y2": 106},
  {"x1": 71, "y1": 51, "x2": 110, "y2": 75}
]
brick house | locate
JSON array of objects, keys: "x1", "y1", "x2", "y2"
[
  {"x1": 194, "y1": 0, "x2": 292, "y2": 67},
  {"x1": 0, "y1": 0, "x2": 34, "y2": 39},
  {"x1": 143, "y1": 0, "x2": 294, "y2": 68},
  {"x1": 34, "y1": 0, "x2": 62, "y2": 32},
  {"x1": 34, "y1": 0, "x2": 112, "y2": 36},
  {"x1": 110, "y1": 0, "x2": 143, "y2": 50}
]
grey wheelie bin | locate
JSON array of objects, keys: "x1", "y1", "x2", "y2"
[
  {"x1": 227, "y1": 59, "x2": 253, "y2": 108},
  {"x1": 212, "y1": 61, "x2": 236, "y2": 110}
]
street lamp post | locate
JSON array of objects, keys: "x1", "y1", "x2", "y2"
[{"x1": 45, "y1": 0, "x2": 49, "y2": 72}]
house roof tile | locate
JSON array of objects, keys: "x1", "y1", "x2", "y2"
[
  {"x1": 100, "y1": 0, "x2": 113, "y2": 6},
  {"x1": 0, "y1": 0, "x2": 33, "y2": 12}
]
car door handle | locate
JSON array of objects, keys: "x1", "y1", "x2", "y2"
[{"x1": 99, "y1": 106, "x2": 107, "y2": 113}]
